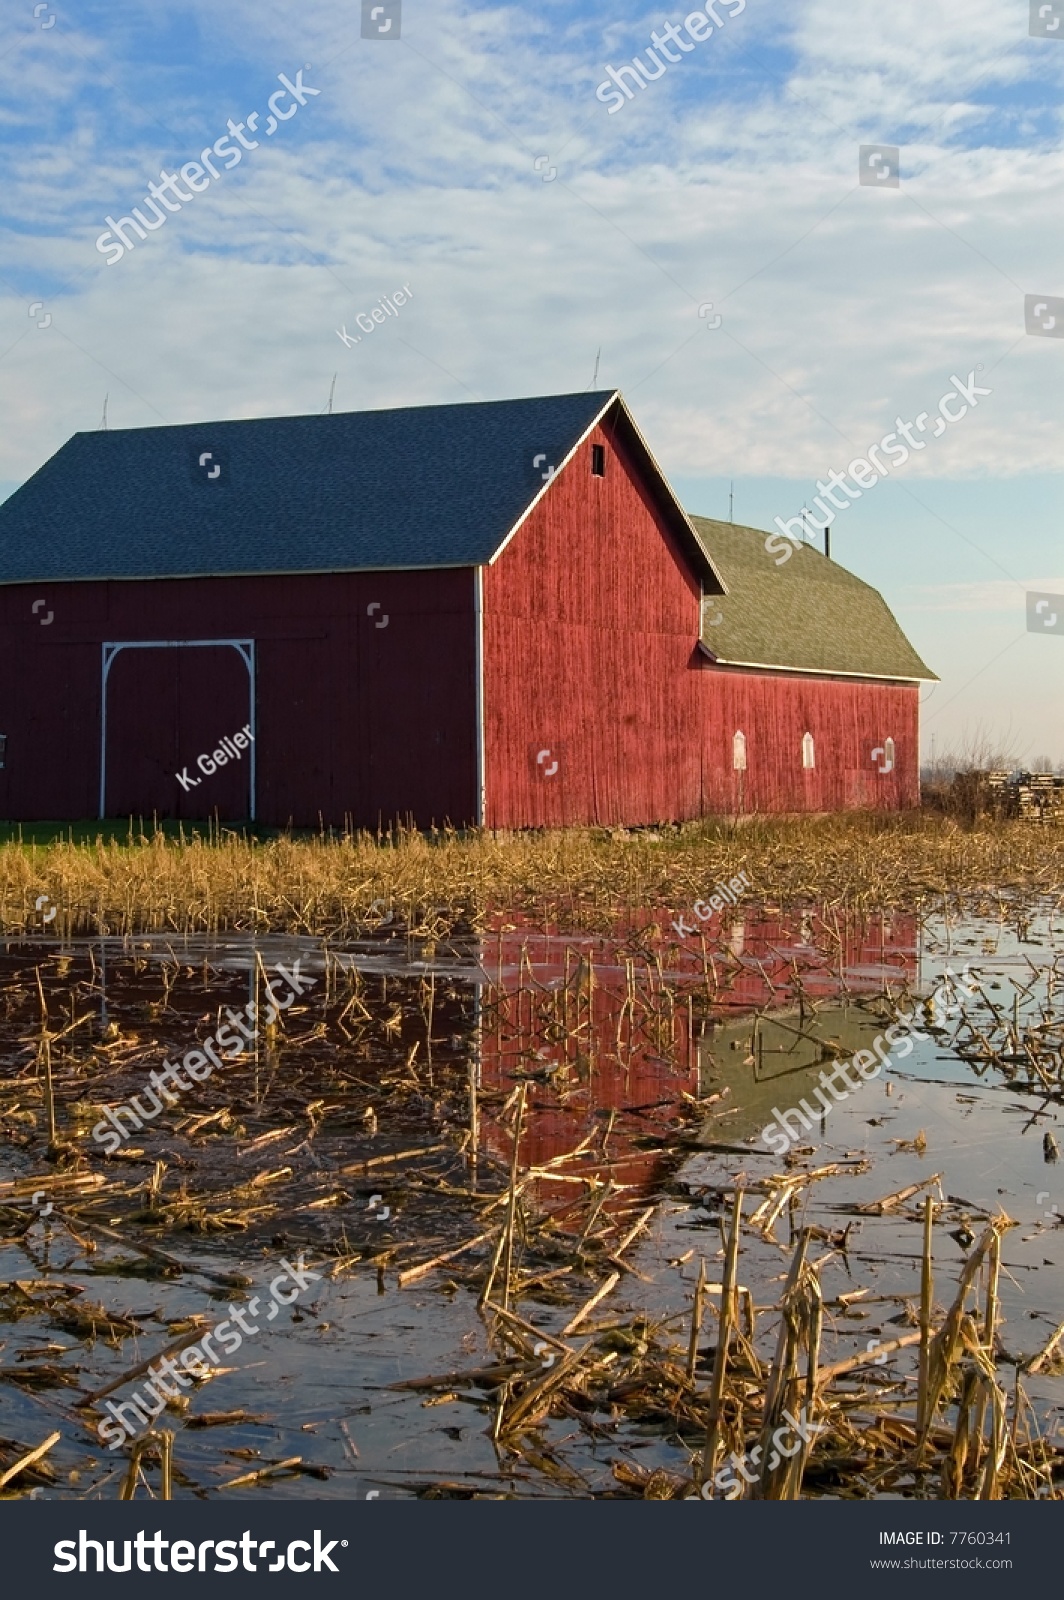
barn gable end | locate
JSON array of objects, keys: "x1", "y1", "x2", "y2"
[
  {"x1": 482, "y1": 400, "x2": 718, "y2": 828},
  {"x1": 481, "y1": 409, "x2": 935, "y2": 828}
]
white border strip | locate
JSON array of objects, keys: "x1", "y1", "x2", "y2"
[{"x1": 474, "y1": 568, "x2": 486, "y2": 827}]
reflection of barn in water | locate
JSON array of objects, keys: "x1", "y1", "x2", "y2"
[{"x1": 472, "y1": 908, "x2": 918, "y2": 1185}]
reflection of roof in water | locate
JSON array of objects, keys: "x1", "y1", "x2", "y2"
[
  {"x1": 476, "y1": 908, "x2": 918, "y2": 1177},
  {"x1": 699, "y1": 1001, "x2": 900, "y2": 1147}
]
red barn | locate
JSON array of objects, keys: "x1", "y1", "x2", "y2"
[{"x1": 0, "y1": 391, "x2": 934, "y2": 828}]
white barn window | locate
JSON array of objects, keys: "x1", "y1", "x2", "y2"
[
  {"x1": 733, "y1": 730, "x2": 747, "y2": 771},
  {"x1": 802, "y1": 731, "x2": 815, "y2": 770}
]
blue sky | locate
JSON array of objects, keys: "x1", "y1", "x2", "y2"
[{"x1": 1, "y1": 0, "x2": 1063, "y2": 764}]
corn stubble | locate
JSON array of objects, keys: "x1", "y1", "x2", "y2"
[
  {"x1": 0, "y1": 815, "x2": 1061, "y2": 1500},
  {"x1": 1, "y1": 812, "x2": 1063, "y2": 939}
]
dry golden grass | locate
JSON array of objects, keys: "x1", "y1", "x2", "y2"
[{"x1": 2, "y1": 813, "x2": 1062, "y2": 937}]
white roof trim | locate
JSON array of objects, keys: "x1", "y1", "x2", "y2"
[
  {"x1": 617, "y1": 398, "x2": 728, "y2": 595},
  {"x1": 486, "y1": 393, "x2": 729, "y2": 595},
  {"x1": 697, "y1": 639, "x2": 933, "y2": 683},
  {"x1": 486, "y1": 392, "x2": 621, "y2": 567}
]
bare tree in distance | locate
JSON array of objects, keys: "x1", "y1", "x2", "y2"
[{"x1": 922, "y1": 722, "x2": 1020, "y2": 786}]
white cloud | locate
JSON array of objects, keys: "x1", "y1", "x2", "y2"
[{"x1": 0, "y1": 0, "x2": 1062, "y2": 757}]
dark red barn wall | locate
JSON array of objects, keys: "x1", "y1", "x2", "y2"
[
  {"x1": 105, "y1": 644, "x2": 253, "y2": 821},
  {"x1": 482, "y1": 422, "x2": 921, "y2": 826},
  {"x1": 0, "y1": 570, "x2": 477, "y2": 828}
]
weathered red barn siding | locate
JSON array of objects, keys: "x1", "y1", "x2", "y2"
[
  {"x1": 0, "y1": 571, "x2": 477, "y2": 827},
  {"x1": 696, "y1": 665, "x2": 920, "y2": 814},
  {"x1": 482, "y1": 420, "x2": 706, "y2": 828},
  {"x1": 482, "y1": 423, "x2": 920, "y2": 826}
]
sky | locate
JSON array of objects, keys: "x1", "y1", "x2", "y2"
[{"x1": 1, "y1": 0, "x2": 1062, "y2": 766}]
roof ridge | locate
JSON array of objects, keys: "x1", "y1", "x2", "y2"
[{"x1": 69, "y1": 389, "x2": 624, "y2": 440}]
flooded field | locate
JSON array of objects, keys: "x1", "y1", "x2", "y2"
[{"x1": 1, "y1": 895, "x2": 1062, "y2": 1500}]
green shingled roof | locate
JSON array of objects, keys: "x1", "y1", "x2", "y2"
[{"x1": 689, "y1": 517, "x2": 937, "y2": 682}]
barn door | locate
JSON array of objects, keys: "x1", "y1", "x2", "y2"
[{"x1": 100, "y1": 641, "x2": 255, "y2": 821}]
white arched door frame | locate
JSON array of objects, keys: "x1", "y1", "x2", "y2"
[{"x1": 99, "y1": 639, "x2": 256, "y2": 820}]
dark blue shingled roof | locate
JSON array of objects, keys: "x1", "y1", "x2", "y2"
[{"x1": 0, "y1": 391, "x2": 646, "y2": 583}]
